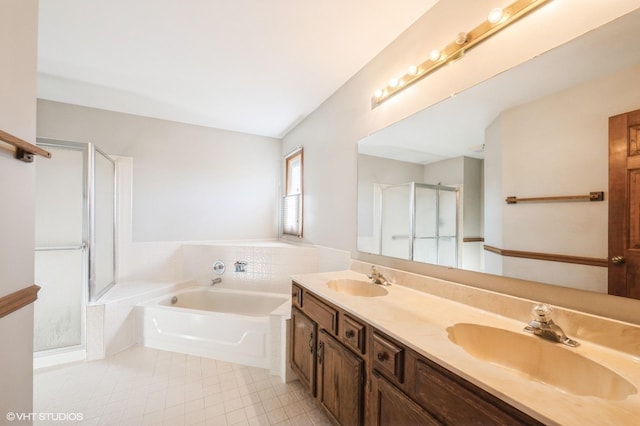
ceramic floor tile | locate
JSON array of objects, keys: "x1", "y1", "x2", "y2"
[
  {"x1": 266, "y1": 407, "x2": 288, "y2": 424},
  {"x1": 34, "y1": 345, "x2": 330, "y2": 426},
  {"x1": 226, "y1": 407, "x2": 248, "y2": 425},
  {"x1": 185, "y1": 407, "x2": 206, "y2": 425}
]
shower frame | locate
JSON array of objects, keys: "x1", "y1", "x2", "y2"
[
  {"x1": 35, "y1": 138, "x2": 117, "y2": 303},
  {"x1": 380, "y1": 181, "x2": 459, "y2": 265}
]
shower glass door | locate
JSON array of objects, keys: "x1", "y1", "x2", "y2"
[
  {"x1": 413, "y1": 183, "x2": 459, "y2": 266},
  {"x1": 92, "y1": 148, "x2": 116, "y2": 300},
  {"x1": 413, "y1": 185, "x2": 437, "y2": 264},
  {"x1": 34, "y1": 139, "x2": 116, "y2": 356},
  {"x1": 437, "y1": 187, "x2": 459, "y2": 266},
  {"x1": 380, "y1": 183, "x2": 411, "y2": 259},
  {"x1": 34, "y1": 142, "x2": 87, "y2": 353}
]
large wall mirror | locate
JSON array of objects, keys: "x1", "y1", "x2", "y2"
[{"x1": 357, "y1": 9, "x2": 640, "y2": 297}]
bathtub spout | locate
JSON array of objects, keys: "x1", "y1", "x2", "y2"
[{"x1": 211, "y1": 277, "x2": 222, "y2": 286}]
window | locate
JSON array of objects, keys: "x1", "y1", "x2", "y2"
[{"x1": 283, "y1": 148, "x2": 303, "y2": 237}]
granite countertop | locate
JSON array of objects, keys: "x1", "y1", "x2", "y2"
[{"x1": 291, "y1": 270, "x2": 640, "y2": 426}]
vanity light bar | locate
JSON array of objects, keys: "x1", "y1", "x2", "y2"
[{"x1": 371, "y1": 0, "x2": 553, "y2": 108}]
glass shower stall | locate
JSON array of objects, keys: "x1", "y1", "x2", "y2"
[
  {"x1": 33, "y1": 138, "x2": 116, "y2": 360},
  {"x1": 380, "y1": 182, "x2": 459, "y2": 266}
]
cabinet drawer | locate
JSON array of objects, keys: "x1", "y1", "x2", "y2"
[
  {"x1": 291, "y1": 283, "x2": 303, "y2": 308},
  {"x1": 413, "y1": 358, "x2": 542, "y2": 425},
  {"x1": 341, "y1": 315, "x2": 366, "y2": 354},
  {"x1": 373, "y1": 333, "x2": 404, "y2": 383},
  {"x1": 304, "y1": 293, "x2": 338, "y2": 334}
]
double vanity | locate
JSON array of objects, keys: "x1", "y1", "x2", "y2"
[{"x1": 290, "y1": 263, "x2": 640, "y2": 425}]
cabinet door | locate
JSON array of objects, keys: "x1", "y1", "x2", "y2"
[
  {"x1": 371, "y1": 371, "x2": 439, "y2": 426},
  {"x1": 291, "y1": 307, "x2": 317, "y2": 395},
  {"x1": 317, "y1": 330, "x2": 364, "y2": 426}
]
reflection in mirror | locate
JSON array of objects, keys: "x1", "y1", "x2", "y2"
[
  {"x1": 357, "y1": 9, "x2": 640, "y2": 296},
  {"x1": 358, "y1": 156, "x2": 482, "y2": 269}
]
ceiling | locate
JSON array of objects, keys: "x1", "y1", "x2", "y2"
[
  {"x1": 37, "y1": 0, "x2": 440, "y2": 138},
  {"x1": 359, "y1": 8, "x2": 640, "y2": 164}
]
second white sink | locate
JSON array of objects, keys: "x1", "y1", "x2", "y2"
[{"x1": 447, "y1": 323, "x2": 636, "y2": 401}]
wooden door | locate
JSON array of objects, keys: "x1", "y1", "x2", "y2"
[
  {"x1": 370, "y1": 371, "x2": 439, "y2": 426},
  {"x1": 291, "y1": 307, "x2": 317, "y2": 395},
  {"x1": 609, "y1": 109, "x2": 640, "y2": 299},
  {"x1": 317, "y1": 330, "x2": 364, "y2": 426}
]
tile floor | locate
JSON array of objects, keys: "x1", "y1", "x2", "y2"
[{"x1": 33, "y1": 346, "x2": 331, "y2": 426}]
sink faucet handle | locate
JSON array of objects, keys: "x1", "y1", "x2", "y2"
[
  {"x1": 532, "y1": 303, "x2": 553, "y2": 322},
  {"x1": 367, "y1": 265, "x2": 390, "y2": 285},
  {"x1": 368, "y1": 265, "x2": 378, "y2": 278}
]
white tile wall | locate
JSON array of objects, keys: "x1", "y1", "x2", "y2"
[
  {"x1": 89, "y1": 281, "x2": 192, "y2": 359},
  {"x1": 181, "y1": 242, "x2": 348, "y2": 294}
]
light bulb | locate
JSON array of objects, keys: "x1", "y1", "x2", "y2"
[
  {"x1": 456, "y1": 32, "x2": 468, "y2": 45},
  {"x1": 408, "y1": 65, "x2": 418, "y2": 75},
  {"x1": 389, "y1": 78, "x2": 399, "y2": 88},
  {"x1": 488, "y1": 7, "x2": 504, "y2": 24},
  {"x1": 374, "y1": 88, "x2": 383, "y2": 98},
  {"x1": 429, "y1": 49, "x2": 441, "y2": 61}
]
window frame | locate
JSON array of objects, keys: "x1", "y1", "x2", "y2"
[{"x1": 282, "y1": 147, "x2": 303, "y2": 238}]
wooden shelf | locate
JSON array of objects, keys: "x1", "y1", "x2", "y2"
[
  {"x1": 0, "y1": 129, "x2": 51, "y2": 162},
  {"x1": 0, "y1": 285, "x2": 41, "y2": 319}
]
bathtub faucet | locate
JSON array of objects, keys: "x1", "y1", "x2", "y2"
[
  {"x1": 234, "y1": 261, "x2": 247, "y2": 273},
  {"x1": 211, "y1": 277, "x2": 222, "y2": 286}
]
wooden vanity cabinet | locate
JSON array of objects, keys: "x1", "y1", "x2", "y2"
[
  {"x1": 291, "y1": 282, "x2": 367, "y2": 425},
  {"x1": 290, "y1": 282, "x2": 543, "y2": 426}
]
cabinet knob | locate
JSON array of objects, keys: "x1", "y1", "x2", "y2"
[
  {"x1": 377, "y1": 352, "x2": 389, "y2": 362},
  {"x1": 345, "y1": 330, "x2": 355, "y2": 338},
  {"x1": 611, "y1": 256, "x2": 625, "y2": 264}
]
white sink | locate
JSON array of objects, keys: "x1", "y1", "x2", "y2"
[
  {"x1": 326, "y1": 279, "x2": 388, "y2": 297},
  {"x1": 447, "y1": 323, "x2": 636, "y2": 400}
]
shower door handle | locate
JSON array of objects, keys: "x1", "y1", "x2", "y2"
[{"x1": 35, "y1": 242, "x2": 87, "y2": 251}]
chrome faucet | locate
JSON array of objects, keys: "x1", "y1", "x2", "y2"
[
  {"x1": 524, "y1": 304, "x2": 579, "y2": 347},
  {"x1": 211, "y1": 277, "x2": 222, "y2": 286},
  {"x1": 234, "y1": 260, "x2": 247, "y2": 273},
  {"x1": 367, "y1": 266, "x2": 390, "y2": 285}
]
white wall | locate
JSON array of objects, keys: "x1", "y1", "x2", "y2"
[
  {"x1": 483, "y1": 63, "x2": 640, "y2": 292},
  {"x1": 37, "y1": 100, "x2": 282, "y2": 242},
  {"x1": 0, "y1": 0, "x2": 38, "y2": 420},
  {"x1": 484, "y1": 118, "x2": 504, "y2": 275},
  {"x1": 282, "y1": 0, "x2": 640, "y2": 254}
]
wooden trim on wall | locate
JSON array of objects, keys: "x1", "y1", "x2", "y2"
[
  {"x1": 463, "y1": 237, "x2": 485, "y2": 243},
  {"x1": 484, "y1": 245, "x2": 607, "y2": 267},
  {"x1": 0, "y1": 285, "x2": 41, "y2": 319}
]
